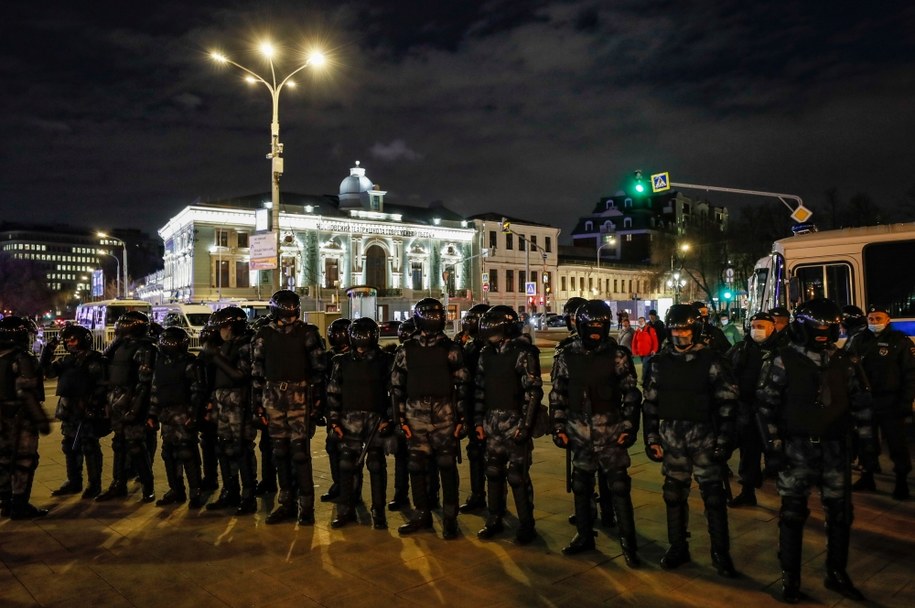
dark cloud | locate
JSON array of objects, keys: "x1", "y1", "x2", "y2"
[{"x1": 1, "y1": 0, "x2": 914, "y2": 240}]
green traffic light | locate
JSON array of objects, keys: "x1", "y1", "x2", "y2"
[
  {"x1": 635, "y1": 183, "x2": 645, "y2": 193},
  {"x1": 723, "y1": 290, "x2": 733, "y2": 300}
]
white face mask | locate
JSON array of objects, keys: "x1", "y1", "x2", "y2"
[
  {"x1": 750, "y1": 329, "x2": 769, "y2": 343},
  {"x1": 868, "y1": 323, "x2": 887, "y2": 334},
  {"x1": 720, "y1": 318, "x2": 729, "y2": 326}
]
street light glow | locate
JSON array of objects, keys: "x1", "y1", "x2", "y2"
[
  {"x1": 210, "y1": 51, "x2": 228, "y2": 63},
  {"x1": 259, "y1": 41, "x2": 275, "y2": 59},
  {"x1": 244, "y1": 75, "x2": 257, "y2": 84},
  {"x1": 286, "y1": 80, "x2": 296, "y2": 88},
  {"x1": 308, "y1": 51, "x2": 326, "y2": 67}
]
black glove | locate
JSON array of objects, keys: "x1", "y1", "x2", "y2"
[
  {"x1": 619, "y1": 429, "x2": 637, "y2": 448},
  {"x1": 378, "y1": 420, "x2": 394, "y2": 437},
  {"x1": 551, "y1": 424, "x2": 568, "y2": 449},
  {"x1": 764, "y1": 439, "x2": 786, "y2": 473},
  {"x1": 514, "y1": 424, "x2": 531, "y2": 443},
  {"x1": 712, "y1": 436, "x2": 733, "y2": 463},
  {"x1": 646, "y1": 443, "x2": 664, "y2": 462},
  {"x1": 36, "y1": 417, "x2": 51, "y2": 436}
]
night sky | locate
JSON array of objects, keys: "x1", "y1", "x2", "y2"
[{"x1": 2, "y1": 1, "x2": 914, "y2": 240}]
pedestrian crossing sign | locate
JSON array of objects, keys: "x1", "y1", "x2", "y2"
[
  {"x1": 526, "y1": 282, "x2": 537, "y2": 296},
  {"x1": 651, "y1": 172, "x2": 670, "y2": 193}
]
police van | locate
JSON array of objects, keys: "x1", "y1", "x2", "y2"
[
  {"x1": 151, "y1": 303, "x2": 213, "y2": 349},
  {"x1": 747, "y1": 223, "x2": 915, "y2": 340},
  {"x1": 74, "y1": 299, "x2": 153, "y2": 350}
]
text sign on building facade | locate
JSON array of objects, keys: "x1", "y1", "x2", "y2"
[{"x1": 249, "y1": 231, "x2": 277, "y2": 270}]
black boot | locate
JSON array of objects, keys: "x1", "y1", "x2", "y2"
[
  {"x1": 597, "y1": 469, "x2": 616, "y2": 528},
  {"x1": 52, "y1": 447, "x2": 83, "y2": 496},
  {"x1": 610, "y1": 477, "x2": 641, "y2": 568},
  {"x1": 399, "y1": 510, "x2": 434, "y2": 535},
  {"x1": 132, "y1": 444, "x2": 156, "y2": 503},
  {"x1": 10, "y1": 494, "x2": 49, "y2": 520},
  {"x1": 368, "y1": 454, "x2": 387, "y2": 517},
  {"x1": 236, "y1": 448, "x2": 256, "y2": 513},
  {"x1": 851, "y1": 472, "x2": 876, "y2": 492},
  {"x1": 701, "y1": 481, "x2": 738, "y2": 578},
  {"x1": 399, "y1": 470, "x2": 434, "y2": 534},
  {"x1": 296, "y1": 495, "x2": 315, "y2": 525},
  {"x1": 389, "y1": 439, "x2": 410, "y2": 511},
  {"x1": 512, "y1": 478, "x2": 537, "y2": 545},
  {"x1": 155, "y1": 489, "x2": 187, "y2": 506},
  {"x1": 823, "y1": 498, "x2": 865, "y2": 601},
  {"x1": 778, "y1": 497, "x2": 807, "y2": 605},
  {"x1": 460, "y1": 445, "x2": 487, "y2": 513},
  {"x1": 563, "y1": 470, "x2": 596, "y2": 555},
  {"x1": 97, "y1": 447, "x2": 128, "y2": 501},
  {"x1": 235, "y1": 495, "x2": 257, "y2": 514},
  {"x1": 893, "y1": 474, "x2": 910, "y2": 500},
  {"x1": 371, "y1": 507, "x2": 387, "y2": 529},
  {"x1": 322, "y1": 437, "x2": 341, "y2": 502},
  {"x1": 660, "y1": 499, "x2": 691, "y2": 570},
  {"x1": 0, "y1": 490, "x2": 11, "y2": 517},
  {"x1": 158, "y1": 448, "x2": 184, "y2": 506},
  {"x1": 207, "y1": 452, "x2": 240, "y2": 510},
  {"x1": 266, "y1": 491, "x2": 297, "y2": 524},
  {"x1": 479, "y1": 476, "x2": 507, "y2": 539},
  {"x1": 95, "y1": 480, "x2": 127, "y2": 501}
]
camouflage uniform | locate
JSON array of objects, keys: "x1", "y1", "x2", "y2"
[
  {"x1": 391, "y1": 331, "x2": 469, "y2": 534},
  {"x1": 756, "y1": 342, "x2": 872, "y2": 600},
  {"x1": 551, "y1": 337, "x2": 641, "y2": 556},
  {"x1": 322, "y1": 345, "x2": 357, "y2": 502},
  {"x1": 642, "y1": 342, "x2": 739, "y2": 572},
  {"x1": 100, "y1": 335, "x2": 157, "y2": 500},
  {"x1": 0, "y1": 345, "x2": 50, "y2": 516},
  {"x1": 326, "y1": 346, "x2": 394, "y2": 527},
  {"x1": 475, "y1": 336, "x2": 543, "y2": 540},
  {"x1": 203, "y1": 332, "x2": 258, "y2": 510},
  {"x1": 149, "y1": 351, "x2": 206, "y2": 504},
  {"x1": 252, "y1": 319, "x2": 326, "y2": 523},
  {"x1": 458, "y1": 332, "x2": 486, "y2": 511},
  {"x1": 41, "y1": 346, "x2": 108, "y2": 498}
]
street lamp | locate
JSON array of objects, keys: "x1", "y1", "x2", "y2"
[
  {"x1": 210, "y1": 43, "x2": 327, "y2": 292},
  {"x1": 666, "y1": 271, "x2": 687, "y2": 304},
  {"x1": 595, "y1": 235, "x2": 617, "y2": 297},
  {"x1": 97, "y1": 249, "x2": 120, "y2": 299},
  {"x1": 97, "y1": 232, "x2": 128, "y2": 299}
]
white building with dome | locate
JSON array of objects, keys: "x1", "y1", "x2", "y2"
[{"x1": 140, "y1": 162, "x2": 477, "y2": 322}]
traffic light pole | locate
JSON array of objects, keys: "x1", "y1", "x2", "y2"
[{"x1": 669, "y1": 182, "x2": 810, "y2": 222}]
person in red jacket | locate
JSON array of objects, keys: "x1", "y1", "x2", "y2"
[{"x1": 631, "y1": 317, "x2": 658, "y2": 358}]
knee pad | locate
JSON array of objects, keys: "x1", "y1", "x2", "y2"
[
  {"x1": 366, "y1": 450, "x2": 385, "y2": 473},
  {"x1": 606, "y1": 468, "x2": 632, "y2": 495},
  {"x1": 571, "y1": 469, "x2": 595, "y2": 496},
  {"x1": 111, "y1": 434, "x2": 126, "y2": 452},
  {"x1": 291, "y1": 440, "x2": 309, "y2": 464},
  {"x1": 699, "y1": 481, "x2": 726, "y2": 509},
  {"x1": 436, "y1": 453, "x2": 456, "y2": 470},
  {"x1": 81, "y1": 438, "x2": 101, "y2": 456},
  {"x1": 127, "y1": 441, "x2": 146, "y2": 457},
  {"x1": 176, "y1": 442, "x2": 197, "y2": 462},
  {"x1": 338, "y1": 447, "x2": 358, "y2": 473},
  {"x1": 662, "y1": 477, "x2": 690, "y2": 505},
  {"x1": 466, "y1": 441, "x2": 484, "y2": 459},
  {"x1": 506, "y1": 463, "x2": 527, "y2": 488},
  {"x1": 272, "y1": 439, "x2": 290, "y2": 460},
  {"x1": 779, "y1": 497, "x2": 810, "y2": 528},
  {"x1": 822, "y1": 498, "x2": 853, "y2": 527},
  {"x1": 484, "y1": 459, "x2": 504, "y2": 481},
  {"x1": 407, "y1": 452, "x2": 427, "y2": 473},
  {"x1": 61, "y1": 439, "x2": 75, "y2": 456},
  {"x1": 218, "y1": 439, "x2": 239, "y2": 458}
]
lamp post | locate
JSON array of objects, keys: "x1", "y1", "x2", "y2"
[
  {"x1": 97, "y1": 250, "x2": 121, "y2": 299},
  {"x1": 97, "y1": 233, "x2": 128, "y2": 299},
  {"x1": 666, "y1": 271, "x2": 687, "y2": 304},
  {"x1": 210, "y1": 43, "x2": 326, "y2": 293},
  {"x1": 595, "y1": 235, "x2": 617, "y2": 297}
]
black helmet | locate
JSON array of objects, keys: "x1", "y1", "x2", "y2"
[
  {"x1": 328, "y1": 318, "x2": 352, "y2": 349},
  {"x1": 211, "y1": 306, "x2": 248, "y2": 336},
  {"x1": 115, "y1": 311, "x2": 150, "y2": 338},
  {"x1": 158, "y1": 326, "x2": 190, "y2": 357},
  {"x1": 269, "y1": 289, "x2": 300, "y2": 321},
  {"x1": 479, "y1": 305, "x2": 521, "y2": 342},
  {"x1": 148, "y1": 322, "x2": 164, "y2": 341},
  {"x1": 791, "y1": 298, "x2": 841, "y2": 349},
  {"x1": 691, "y1": 301, "x2": 710, "y2": 319},
  {"x1": 199, "y1": 320, "x2": 223, "y2": 347},
  {"x1": 461, "y1": 304, "x2": 491, "y2": 338},
  {"x1": 563, "y1": 297, "x2": 588, "y2": 332},
  {"x1": 575, "y1": 300, "x2": 614, "y2": 350},
  {"x1": 413, "y1": 298, "x2": 445, "y2": 334},
  {"x1": 0, "y1": 316, "x2": 33, "y2": 349},
  {"x1": 666, "y1": 304, "x2": 701, "y2": 348},
  {"x1": 398, "y1": 318, "x2": 417, "y2": 343},
  {"x1": 60, "y1": 324, "x2": 92, "y2": 352},
  {"x1": 349, "y1": 317, "x2": 379, "y2": 349},
  {"x1": 841, "y1": 305, "x2": 867, "y2": 336}
]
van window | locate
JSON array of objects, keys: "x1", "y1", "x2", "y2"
[
  {"x1": 864, "y1": 240, "x2": 915, "y2": 317},
  {"x1": 794, "y1": 263, "x2": 853, "y2": 309}
]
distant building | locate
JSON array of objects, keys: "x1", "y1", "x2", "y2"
[
  {"x1": 142, "y1": 162, "x2": 476, "y2": 323},
  {"x1": 570, "y1": 190, "x2": 728, "y2": 263},
  {"x1": 467, "y1": 213, "x2": 560, "y2": 313}
]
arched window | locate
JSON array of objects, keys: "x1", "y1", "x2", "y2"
[
  {"x1": 585, "y1": 221, "x2": 593, "y2": 232},
  {"x1": 364, "y1": 245, "x2": 387, "y2": 288},
  {"x1": 623, "y1": 217, "x2": 632, "y2": 228}
]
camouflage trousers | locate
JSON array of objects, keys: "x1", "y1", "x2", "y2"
[
  {"x1": 0, "y1": 402, "x2": 40, "y2": 495},
  {"x1": 263, "y1": 381, "x2": 311, "y2": 443},
  {"x1": 482, "y1": 409, "x2": 532, "y2": 475},
  {"x1": 659, "y1": 420, "x2": 721, "y2": 486},
  {"x1": 158, "y1": 405, "x2": 197, "y2": 446},
  {"x1": 567, "y1": 412, "x2": 631, "y2": 472},
  {"x1": 339, "y1": 410, "x2": 385, "y2": 452},
  {"x1": 404, "y1": 397, "x2": 460, "y2": 461},
  {"x1": 214, "y1": 388, "x2": 257, "y2": 446},
  {"x1": 107, "y1": 387, "x2": 147, "y2": 443},
  {"x1": 777, "y1": 437, "x2": 848, "y2": 500}
]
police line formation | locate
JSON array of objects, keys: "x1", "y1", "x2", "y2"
[{"x1": 0, "y1": 291, "x2": 912, "y2": 605}]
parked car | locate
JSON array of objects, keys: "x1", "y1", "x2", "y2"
[
  {"x1": 379, "y1": 320, "x2": 402, "y2": 337},
  {"x1": 545, "y1": 313, "x2": 565, "y2": 328},
  {"x1": 529, "y1": 312, "x2": 560, "y2": 330}
]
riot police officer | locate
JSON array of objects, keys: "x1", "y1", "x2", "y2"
[
  {"x1": 847, "y1": 304, "x2": 915, "y2": 499},
  {"x1": 726, "y1": 312, "x2": 780, "y2": 507},
  {"x1": 40, "y1": 324, "x2": 108, "y2": 499},
  {"x1": 769, "y1": 307, "x2": 793, "y2": 348},
  {"x1": 197, "y1": 322, "x2": 222, "y2": 492},
  {"x1": 252, "y1": 290, "x2": 326, "y2": 525},
  {"x1": 692, "y1": 301, "x2": 731, "y2": 354},
  {"x1": 0, "y1": 317, "x2": 51, "y2": 518},
  {"x1": 456, "y1": 303, "x2": 490, "y2": 513},
  {"x1": 391, "y1": 298, "x2": 470, "y2": 539},
  {"x1": 201, "y1": 307, "x2": 259, "y2": 514},
  {"x1": 96, "y1": 311, "x2": 157, "y2": 503},
  {"x1": 326, "y1": 318, "x2": 393, "y2": 529},
  {"x1": 322, "y1": 318, "x2": 352, "y2": 504},
  {"x1": 642, "y1": 304, "x2": 739, "y2": 577},
  {"x1": 551, "y1": 301, "x2": 642, "y2": 564},
  {"x1": 386, "y1": 318, "x2": 416, "y2": 511},
  {"x1": 148, "y1": 327, "x2": 206, "y2": 508},
  {"x1": 474, "y1": 306, "x2": 542, "y2": 545},
  {"x1": 756, "y1": 298, "x2": 873, "y2": 603}
]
